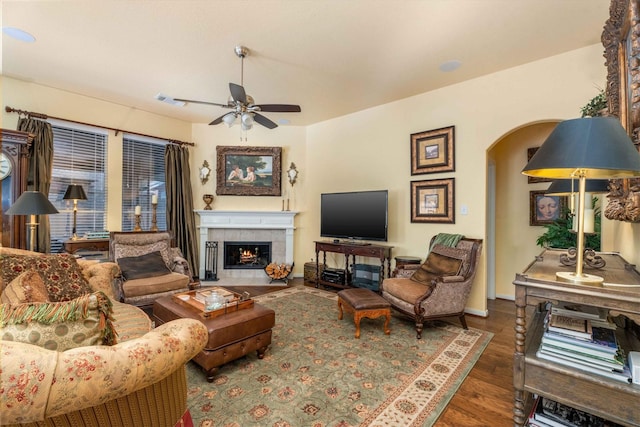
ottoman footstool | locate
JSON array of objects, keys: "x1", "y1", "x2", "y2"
[
  {"x1": 152, "y1": 295, "x2": 275, "y2": 382},
  {"x1": 337, "y1": 288, "x2": 391, "y2": 338}
]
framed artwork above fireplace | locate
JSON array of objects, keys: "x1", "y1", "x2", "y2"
[{"x1": 216, "y1": 145, "x2": 282, "y2": 196}]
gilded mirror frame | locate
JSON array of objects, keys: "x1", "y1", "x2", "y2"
[{"x1": 603, "y1": 0, "x2": 640, "y2": 222}]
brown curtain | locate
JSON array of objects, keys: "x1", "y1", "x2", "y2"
[
  {"x1": 165, "y1": 144, "x2": 199, "y2": 279},
  {"x1": 17, "y1": 117, "x2": 54, "y2": 253}
]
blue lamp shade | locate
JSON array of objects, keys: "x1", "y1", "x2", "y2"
[
  {"x1": 5, "y1": 191, "x2": 59, "y2": 215},
  {"x1": 522, "y1": 117, "x2": 640, "y2": 179},
  {"x1": 545, "y1": 179, "x2": 610, "y2": 196}
]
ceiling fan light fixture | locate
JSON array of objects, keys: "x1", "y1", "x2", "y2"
[
  {"x1": 241, "y1": 121, "x2": 253, "y2": 131},
  {"x1": 223, "y1": 113, "x2": 236, "y2": 127},
  {"x1": 241, "y1": 112, "x2": 254, "y2": 126}
]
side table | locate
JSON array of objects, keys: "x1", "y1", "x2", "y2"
[
  {"x1": 63, "y1": 238, "x2": 110, "y2": 254},
  {"x1": 392, "y1": 256, "x2": 421, "y2": 277}
]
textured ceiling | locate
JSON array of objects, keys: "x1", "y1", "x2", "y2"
[{"x1": 2, "y1": 0, "x2": 610, "y2": 127}]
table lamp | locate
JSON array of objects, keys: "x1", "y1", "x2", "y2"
[
  {"x1": 6, "y1": 191, "x2": 59, "y2": 252},
  {"x1": 63, "y1": 184, "x2": 87, "y2": 240},
  {"x1": 523, "y1": 117, "x2": 640, "y2": 284}
]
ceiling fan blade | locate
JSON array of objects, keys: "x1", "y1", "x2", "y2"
[
  {"x1": 174, "y1": 98, "x2": 230, "y2": 108},
  {"x1": 253, "y1": 113, "x2": 278, "y2": 129},
  {"x1": 209, "y1": 113, "x2": 228, "y2": 125},
  {"x1": 255, "y1": 104, "x2": 301, "y2": 113},
  {"x1": 229, "y1": 83, "x2": 247, "y2": 104}
]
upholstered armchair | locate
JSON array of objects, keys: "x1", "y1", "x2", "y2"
[
  {"x1": 109, "y1": 231, "x2": 194, "y2": 309},
  {"x1": 380, "y1": 237, "x2": 482, "y2": 339}
]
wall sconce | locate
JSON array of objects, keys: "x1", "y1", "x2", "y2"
[{"x1": 523, "y1": 117, "x2": 640, "y2": 284}]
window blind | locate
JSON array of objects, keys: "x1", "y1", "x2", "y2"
[
  {"x1": 49, "y1": 125, "x2": 108, "y2": 250},
  {"x1": 122, "y1": 135, "x2": 167, "y2": 232}
]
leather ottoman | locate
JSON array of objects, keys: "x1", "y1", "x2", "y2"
[
  {"x1": 337, "y1": 288, "x2": 391, "y2": 339},
  {"x1": 152, "y1": 295, "x2": 275, "y2": 382}
]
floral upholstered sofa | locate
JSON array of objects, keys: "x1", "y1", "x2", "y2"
[{"x1": 0, "y1": 247, "x2": 208, "y2": 426}]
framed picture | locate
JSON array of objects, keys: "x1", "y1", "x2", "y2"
[
  {"x1": 410, "y1": 178, "x2": 455, "y2": 223},
  {"x1": 410, "y1": 126, "x2": 455, "y2": 175},
  {"x1": 529, "y1": 190, "x2": 567, "y2": 226},
  {"x1": 216, "y1": 146, "x2": 282, "y2": 196},
  {"x1": 526, "y1": 147, "x2": 552, "y2": 184}
]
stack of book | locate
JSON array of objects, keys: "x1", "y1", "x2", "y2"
[
  {"x1": 536, "y1": 303, "x2": 632, "y2": 384},
  {"x1": 528, "y1": 395, "x2": 624, "y2": 427}
]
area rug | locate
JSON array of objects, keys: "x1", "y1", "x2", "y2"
[{"x1": 186, "y1": 287, "x2": 492, "y2": 427}]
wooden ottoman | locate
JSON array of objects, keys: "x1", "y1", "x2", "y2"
[
  {"x1": 152, "y1": 295, "x2": 275, "y2": 382},
  {"x1": 337, "y1": 288, "x2": 391, "y2": 338}
]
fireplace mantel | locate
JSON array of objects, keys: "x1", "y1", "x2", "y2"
[{"x1": 195, "y1": 210, "x2": 298, "y2": 280}]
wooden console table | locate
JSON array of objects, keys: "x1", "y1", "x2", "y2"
[
  {"x1": 513, "y1": 249, "x2": 640, "y2": 427},
  {"x1": 63, "y1": 238, "x2": 110, "y2": 254},
  {"x1": 314, "y1": 241, "x2": 392, "y2": 289}
]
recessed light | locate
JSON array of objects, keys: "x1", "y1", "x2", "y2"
[
  {"x1": 155, "y1": 93, "x2": 185, "y2": 107},
  {"x1": 278, "y1": 118, "x2": 291, "y2": 125},
  {"x1": 439, "y1": 60, "x2": 462, "y2": 72},
  {"x1": 2, "y1": 27, "x2": 36, "y2": 43}
]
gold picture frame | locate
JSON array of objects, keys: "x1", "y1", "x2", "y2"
[
  {"x1": 603, "y1": 0, "x2": 640, "y2": 222},
  {"x1": 529, "y1": 190, "x2": 567, "y2": 227},
  {"x1": 410, "y1": 126, "x2": 455, "y2": 175},
  {"x1": 410, "y1": 178, "x2": 455, "y2": 223},
  {"x1": 216, "y1": 146, "x2": 282, "y2": 196}
]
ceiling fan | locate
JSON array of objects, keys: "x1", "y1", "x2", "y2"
[{"x1": 174, "y1": 46, "x2": 301, "y2": 130}]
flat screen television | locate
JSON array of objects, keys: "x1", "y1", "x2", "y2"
[{"x1": 320, "y1": 190, "x2": 388, "y2": 242}]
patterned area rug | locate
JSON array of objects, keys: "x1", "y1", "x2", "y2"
[{"x1": 186, "y1": 287, "x2": 492, "y2": 427}]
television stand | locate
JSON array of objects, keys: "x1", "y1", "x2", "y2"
[
  {"x1": 340, "y1": 240, "x2": 371, "y2": 246},
  {"x1": 314, "y1": 241, "x2": 393, "y2": 289}
]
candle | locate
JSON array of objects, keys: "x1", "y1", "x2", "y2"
[
  {"x1": 152, "y1": 194, "x2": 158, "y2": 204},
  {"x1": 583, "y1": 209, "x2": 594, "y2": 233},
  {"x1": 135, "y1": 205, "x2": 141, "y2": 215}
]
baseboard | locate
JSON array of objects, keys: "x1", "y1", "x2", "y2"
[
  {"x1": 495, "y1": 294, "x2": 515, "y2": 301},
  {"x1": 465, "y1": 307, "x2": 488, "y2": 317}
]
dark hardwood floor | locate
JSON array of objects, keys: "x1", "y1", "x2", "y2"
[{"x1": 225, "y1": 278, "x2": 516, "y2": 426}]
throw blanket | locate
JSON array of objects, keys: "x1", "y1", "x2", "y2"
[{"x1": 430, "y1": 233, "x2": 464, "y2": 250}]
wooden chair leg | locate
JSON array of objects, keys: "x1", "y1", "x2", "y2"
[{"x1": 459, "y1": 314, "x2": 468, "y2": 329}]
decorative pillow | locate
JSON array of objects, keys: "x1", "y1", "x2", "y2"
[
  {"x1": 1, "y1": 270, "x2": 51, "y2": 304},
  {"x1": 0, "y1": 254, "x2": 93, "y2": 302},
  {"x1": 117, "y1": 251, "x2": 172, "y2": 280},
  {"x1": 114, "y1": 241, "x2": 171, "y2": 269},
  {"x1": 0, "y1": 291, "x2": 117, "y2": 351},
  {"x1": 410, "y1": 250, "x2": 463, "y2": 286}
]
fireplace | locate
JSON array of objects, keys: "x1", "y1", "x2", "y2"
[
  {"x1": 224, "y1": 241, "x2": 271, "y2": 269},
  {"x1": 196, "y1": 210, "x2": 297, "y2": 282}
]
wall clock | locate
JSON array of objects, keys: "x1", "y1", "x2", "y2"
[{"x1": 0, "y1": 152, "x2": 11, "y2": 180}]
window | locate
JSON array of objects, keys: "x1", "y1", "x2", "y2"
[
  {"x1": 122, "y1": 135, "x2": 167, "y2": 232},
  {"x1": 49, "y1": 125, "x2": 108, "y2": 251}
]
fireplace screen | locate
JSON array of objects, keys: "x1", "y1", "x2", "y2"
[{"x1": 223, "y1": 241, "x2": 272, "y2": 269}]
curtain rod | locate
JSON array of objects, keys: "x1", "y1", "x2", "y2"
[{"x1": 5, "y1": 106, "x2": 195, "y2": 146}]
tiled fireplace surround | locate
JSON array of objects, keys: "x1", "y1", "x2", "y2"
[{"x1": 196, "y1": 210, "x2": 297, "y2": 283}]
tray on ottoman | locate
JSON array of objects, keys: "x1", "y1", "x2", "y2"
[{"x1": 172, "y1": 287, "x2": 253, "y2": 319}]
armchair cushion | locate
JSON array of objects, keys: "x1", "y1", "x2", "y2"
[
  {"x1": 410, "y1": 246, "x2": 463, "y2": 286},
  {"x1": 1, "y1": 270, "x2": 50, "y2": 304},
  {"x1": 122, "y1": 272, "x2": 190, "y2": 298},
  {"x1": 0, "y1": 253, "x2": 93, "y2": 302},
  {"x1": 0, "y1": 291, "x2": 117, "y2": 351},
  {"x1": 117, "y1": 251, "x2": 172, "y2": 280},
  {"x1": 113, "y1": 241, "x2": 172, "y2": 268}
]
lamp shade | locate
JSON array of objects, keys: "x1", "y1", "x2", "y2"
[
  {"x1": 63, "y1": 184, "x2": 87, "y2": 200},
  {"x1": 6, "y1": 191, "x2": 59, "y2": 215},
  {"x1": 545, "y1": 179, "x2": 610, "y2": 195},
  {"x1": 522, "y1": 117, "x2": 640, "y2": 179}
]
